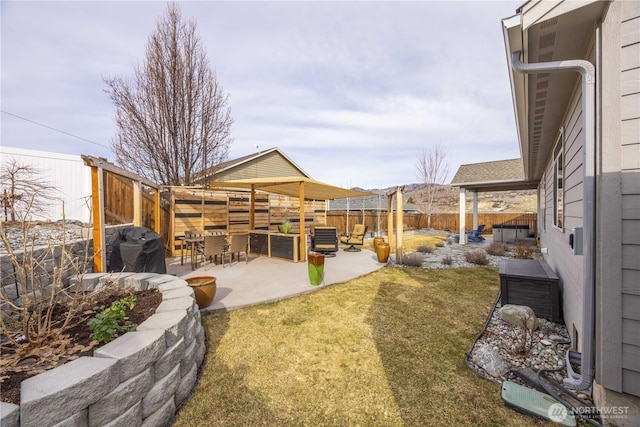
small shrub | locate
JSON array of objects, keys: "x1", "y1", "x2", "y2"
[
  {"x1": 435, "y1": 242, "x2": 445, "y2": 248},
  {"x1": 513, "y1": 244, "x2": 534, "y2": 259},
  {"x1": 416, "y1": 245, "x2": 433, "y2": 253},
  {"x1": 464, "y1": 249, "x2": 489, "y2": 265},
  {"x1": 441, "y1": 255, "x2": 453, "y2": 265},
  {"x1": 88, "y1": 295, "x2": 137, "y2": 343},
  {"x1": 280, "y1": 220, "x2": 292, "y2": 234},
  {"x1": 402, "y1": 252, "x2": 424, "y2": 267},
  {"x1": 485, "y1": 242, "x2": 507, "y2": 256}
]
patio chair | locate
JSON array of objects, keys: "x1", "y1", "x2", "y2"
[
  {"x1": 467, "y1": 224, "x2": 486, "y2": 242},
  {"x1": 310, "y1": 226, "x2": 338, "y2": 257},
  {"x1": 225, "y1": 233, "x2": 249, "y2": 266},
  {"x1": 340, "y1": 224, "x2": 368, "y2": 252},
  {"x1": 201, "y1": 234, "x2": 227, "y2": 269}
]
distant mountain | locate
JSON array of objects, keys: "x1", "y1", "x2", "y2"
[{"x1": 358, "y1": 183, "x2": 537, "y2": 213}]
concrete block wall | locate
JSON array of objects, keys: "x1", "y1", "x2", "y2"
[
  {"x1": 1, "y1": 224, "x2": 132, "y2": 304},
  {"x1": 0, "y1": 273, "x2": 206, "y2": 427}
]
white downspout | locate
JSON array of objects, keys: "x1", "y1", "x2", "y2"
[{"x1": 511, "y1": 51, "x2": 596, "y2": 392}]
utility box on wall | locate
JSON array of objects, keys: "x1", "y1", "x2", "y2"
[{"x1": 499, "y1": 259, "x2": 561, "y2": 322}]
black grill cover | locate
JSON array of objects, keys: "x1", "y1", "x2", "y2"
[{"x1": 108, "y1": 226, "x2": 166, "y2": 274}]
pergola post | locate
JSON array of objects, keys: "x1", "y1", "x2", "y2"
[
  {"x1": 133, "y1": 180, "x2": 142, "y2": 226},
  {"x1": 90, "y1": 164, "x2": 106, "y2": 273},
  {"x1": 459, "y1": 187, "x2": 467, "y2": 244},
  {"x1": 299, "y1": 181, "x2": 306, "y2": 262},
  {"x1": 395, "y1": 186, "x2": 403, "y2": 264},
  {"x1": 387, "y1": 193, "x2": 394, "y2": 249},
  {"x1": 250, "y1": 184, "x2": 256, "y2": 230},
  {"x1": 153, "y1": 188, "x2": 160, "y2": 234}
]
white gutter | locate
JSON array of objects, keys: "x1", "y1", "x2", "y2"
[{"x1": 510, "y1": 51, "x2": 596, "y2": 392}]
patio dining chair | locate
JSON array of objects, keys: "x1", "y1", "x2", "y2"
[
  {"x1": 310, "y1": 226, "x2": 338, "y2": 257},
  {"x1": 201, "y1": 234, "x2": 227, "y2": 269},
  {"x1": 225, "y1": 233, "x2": 249, "y2": 266}
]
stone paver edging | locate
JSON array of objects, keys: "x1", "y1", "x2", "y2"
[{"x1": 0, "y1": 273, "x2": 206, "y2": 427}]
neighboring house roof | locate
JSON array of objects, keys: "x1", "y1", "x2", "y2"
[
  {"x1": 198, "y1": 147, "x2": 310, "y2": 183},
  {"x1": 450, "y1": 159, "x2": 538, "y2": 192},
  {"x1": 328, "y1": 195, "x2": 422, "y2": 213}
]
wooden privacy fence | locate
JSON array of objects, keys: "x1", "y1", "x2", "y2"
[
  {"x1": 169, "y1": 188, "x2": 325, "y2": 257},
  {"x1": 326, "y1": 212, "x2": 537, "y2": 237}
]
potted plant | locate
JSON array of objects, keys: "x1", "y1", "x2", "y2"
[
  {"x1": 279, "y1": 219, "x2": 292, "y2": 234},
  {"x1": 308, "y1": 252, "x2": 325, "y2": 286}
]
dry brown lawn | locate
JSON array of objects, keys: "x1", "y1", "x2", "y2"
[{"x1": 174, "y1": 266, "x2": 547, "y2": 426}]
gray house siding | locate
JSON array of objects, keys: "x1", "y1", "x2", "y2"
[
  {"x1": 618, "y1": 0, "x2": 640, "y2": 397},
  {"x1": 541, "y1": 1, "x2": 640, "y2": 398},
  {"x1": 539, "y1": 82, "x2": 585, "y2": 351}
]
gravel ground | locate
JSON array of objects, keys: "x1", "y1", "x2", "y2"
[{"x1": 0, "y1": 221, "x2": 91, "y2": 253}]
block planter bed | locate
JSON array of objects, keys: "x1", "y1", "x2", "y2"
[
  {"x1": 0, "y1": 273, "x2": 206, "y2": 427},
  {"x1": 499, "y1": 259, "x2": 561, "y2": 322}
]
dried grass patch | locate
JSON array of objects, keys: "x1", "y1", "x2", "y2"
[{"x1": 175, "y1": 267, "x2": 545, "y2": 426}]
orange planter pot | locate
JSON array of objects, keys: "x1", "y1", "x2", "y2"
[
  {"x1": 186, "y1": 276, "x2": 217, "y2": 308},
  {"x1": 373, "y1": 237, "x2": 385, "y2": 251},
  {"x1": 376, "y1": 243, "x2": 390, "y2": 263}
]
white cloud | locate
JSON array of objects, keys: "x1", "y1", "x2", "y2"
[{"x1": 1, "y1": 0, "x2": 523, "y2": 189}]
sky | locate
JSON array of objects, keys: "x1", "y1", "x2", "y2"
[{"x1": 1, "y1": 0, "x2": 523, "y2": 190}]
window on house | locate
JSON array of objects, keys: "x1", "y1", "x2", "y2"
[
  {"x1": 553, "y1": 133, "x2": 564, "y2": 229},
  {"x1": 539, "y1": 173, "x2": 546, "y2": 231}
]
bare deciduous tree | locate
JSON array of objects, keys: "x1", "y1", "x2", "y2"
[
  {"x1": 416, "y1": 144, "x2": 449, "y2": 230},
  {"x1": 104, "y1": 3, "x2": 233, "y2": 186},
  {"x1": 1, "y1": 157, "x2": 59, "y2": 222}
]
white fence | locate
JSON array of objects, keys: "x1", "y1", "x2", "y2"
[{"x1": 0, "y1": 146, "x2": 92, "y2": 223}]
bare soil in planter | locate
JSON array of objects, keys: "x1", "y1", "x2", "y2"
[{"x1": 0, "y1": 288, "x2": 162, "y2": 405}]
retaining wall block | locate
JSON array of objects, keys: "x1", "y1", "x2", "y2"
[
  {"x1": 184, "y1": 316, "x2": 197, "y2": 342},
  {"x1": 180, "y1": 339, "x2": 197, "y2": 376},
  {"x1": 137, "y1": 310, "x2": 189, "y2": 348},
  {"x1": 103, "y1": 401, "x2": 142, "y2": 427},
  {"x1": 74, "y1": 273, "x2": 106, "y2": 292},
  {"x1": 88, "y1": 368, "x2": 153, "y2": 427},
  {"x1": 0, "y1": 402, "x2": 20, "y2": 427},
  {"x1": 154, "y1": 338, "x2": 185, "y2": 381},
  {"x1": 195, "y1": 326, "x2": 206, "y2": 368},
  {"x1": 20, "y1": 356, "x2": 119, "y2": 426},
  {"x1": 141, "y1": 365, "x2": 180, "y2": 419},
  {"x1": 50, "y1": 409, "x2": 87, "y2": 427},
  {"x1": 123, "y1": 273, "x2": 157, "y2": 292},
  {"x1": 175, "y1": 361, "x2": 198, "y2": 406},
  {"x1": 1, "y1": 283, "x2": 19, "y2": 301},
  {"x1": 159, "y1": 286, "x2": 194, "y2": 301},
  {"x1": 140, "y1": 397, "x2": 175, "y2": 427},
  {"x1": 98, "y1": 272, "x2": 136, "y2": 288},
  {"x1": 156, "y1": 280, "x2": 187, "y2": 292},
  {"x1": 156, "y1": 296, "x2": 194, "y2": 317},
  {"x1": 94, "y1": 329, "x2": 166, "y2": 382},
  {"x1": 146, "y1": 275, "x2": 178, "y2": 289}
]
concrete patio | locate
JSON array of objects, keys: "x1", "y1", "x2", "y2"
[{"x1": 166, "y1": 248, "x2": 384, "y2": 312}]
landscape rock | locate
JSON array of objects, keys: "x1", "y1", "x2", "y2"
[
  {"x1": 499, "y1": 304, "x2": 538, "y2": 330},
  {"x1": 472, "y1": 342, "x2": 510, "y2": 377}
]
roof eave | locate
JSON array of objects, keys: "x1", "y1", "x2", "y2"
[{"x1": 502, "y1": 13, "x2": 531, "y2": 180}]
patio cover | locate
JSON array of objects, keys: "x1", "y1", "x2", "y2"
[
  {"x1": 207, "y1": 177, "x2": 372, "y2": 262},
  {"x1": 207, "y1": 176, "x2": 372, "y2": 200}
]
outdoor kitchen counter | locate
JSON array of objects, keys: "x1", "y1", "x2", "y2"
[{"x1": 249, "y1": 230, "x2": 301, "y2": 262}]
